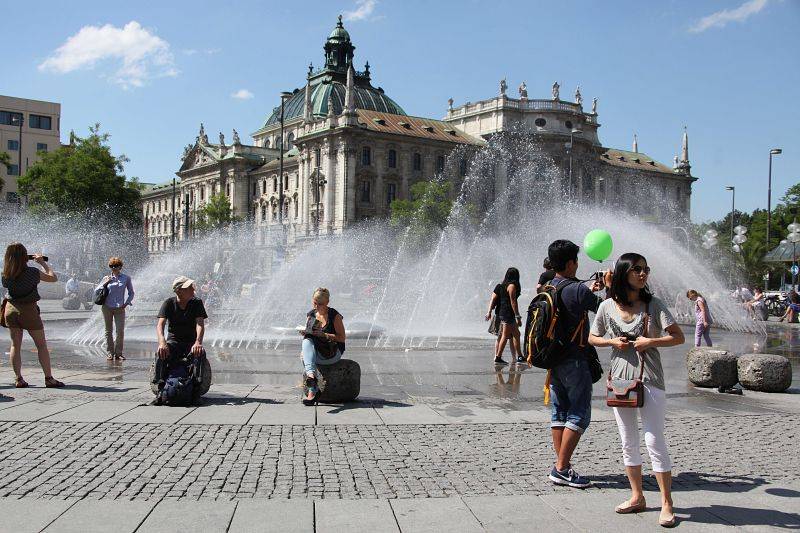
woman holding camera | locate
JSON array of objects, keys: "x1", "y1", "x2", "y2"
[
  {"x1": 300, "y1": 287, "x2": 346, "y2": 406},
  {"x1": 587, "y1": 253, "x2": 684, "y2": 527},
  {"x1": 97, "y1": 256, "x2": 135, "y2": 361},
  {"x1": 1, "y1": 243, "x2": 64, "y2": 388}
]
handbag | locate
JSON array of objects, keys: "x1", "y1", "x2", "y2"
[
  {"x1": 606, "y1": 305, "x2": 649, "y2": 408},
  {"x1": 303, "y1": 312, "x2": 338, "y2": 359},
  {"x1": 0, "y1": 298, "x2": 8, "y2": 328},
  {"x1": 93, "y1": 284, "x2": 109, "y2": 306},
  {"x1": 488, "y1": 312, "x2": 501, "y2": 336}
]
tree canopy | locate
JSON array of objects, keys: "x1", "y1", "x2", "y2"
[
  {"x1": 194, "y1": 193, "x2": 240, "y2": 232},
  {"x1": 17, "y1": 124, "x2": 142, "y2": 223},
  {"x1": 0, "y1": 151, "x2": 9, "y2": 192},
  {"x1": 389, "y1": 180, "x2": 453, "y2": 248}
]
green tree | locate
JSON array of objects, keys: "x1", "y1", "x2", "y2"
[
  {"x1": 17, "y1": 124, "x2": 142, "y2": 223},
  {"x1": 0, "y1": 151, "x2": 9, "y2": 192},
  {"x1": 389, "y1": 180, "x2": 453, "y2": 247},
  {"x1": 194, "y1": 193, "x2": 240, "y2": 232}
]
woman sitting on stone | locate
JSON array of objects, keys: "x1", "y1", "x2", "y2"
[{"x1": 300, "y1": 287, "x2": 346, "y2": 406}]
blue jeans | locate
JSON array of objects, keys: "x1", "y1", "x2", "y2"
[
  {"x1": 550, "y1": 357, "x2": 592, "y2": 434},
  {"x1": 302, "y1": 338, "x2": 342, "y2": 375}
]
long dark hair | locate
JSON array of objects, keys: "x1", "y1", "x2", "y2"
[
  {"x1": 3, "y1": 243, "x2": 27, "y2": 280},
  {"x1": 609, "y1": 253, "x2": 652, "y2": 306},
  {"x1": 501, "y1": 267, "x2": 521, "y2": 295}
]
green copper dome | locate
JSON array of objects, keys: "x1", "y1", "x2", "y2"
[{"x1": 328, "y1": 15, "x2": 351, "y2": 41}]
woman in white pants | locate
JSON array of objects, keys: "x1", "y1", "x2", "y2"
[{"x1": 588, "y1": 252, "x2": 685, "y2": 528}]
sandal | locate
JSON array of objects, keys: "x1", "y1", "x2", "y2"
[
  {"x1": 659, "y1": 510, "x2": 677, "y2": 528},
  {"x1": 14, "y1": 377, "x2": 28, "y2": 388},
  {"x1": 615, "y1": 498, "x2": 647, "y2": 514},
  {"x1": 45, "y1": 376, "x2": 65, "y2": 388}
]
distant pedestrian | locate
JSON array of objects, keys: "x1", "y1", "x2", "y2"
[
  {"x1": 486, "y1": 267, "x2": 522, "y2": 365},
  {"x1": 1, "y1": 243, "x2": 64, "y2": 388},
  {"x1": 537, "y1": 257, "x2": 556, "y2": 293},
  {"x1": 686, "y1": 290, "x2": 712, "y2": 347},
  {"x1": 65, "y1": 274, "x2": 80, "y2": 297},
  {"x1": 96, "y1": 257, "x2": 134, "y2": 361},
  {"x1": 588, "y1": 252, "x2": 685, "y2": 527},
  {"x1": 780, "y1": 291, "x2": 800, "y2": 323}
]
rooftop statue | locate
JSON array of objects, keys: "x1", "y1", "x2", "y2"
[
  {"x1": 232, "y1": 129, "x2": 241, "y2": 145},
  {"x1": 499, "y1": 78, "x2": 507, "y2": 96},
  {"x1": 592, "y1": 97, "x2": 598, "y2": 114},
  {"x1": 552, "y1": 81, "x2": 560, "y2": 101},
  {"x1": 448, "y1": 97, "x2": 454, "y2": 111},
  {"x1": 219, "y1": 132, "x2": 225, "y2": 147},
  {"x1": 518, "y1": 81, "x2": 527, "y2": 98},
  {"x1": 575, "y1": 86, "x2": 583, "y2": 106}
]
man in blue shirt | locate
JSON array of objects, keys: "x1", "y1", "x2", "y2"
[{"x1": 546, "y1": 240, "x2": 604, "y2": 489}]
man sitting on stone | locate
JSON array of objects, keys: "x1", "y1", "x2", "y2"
[{"x1": 152, "y1": 276, "x2": 208, "y2": 404}]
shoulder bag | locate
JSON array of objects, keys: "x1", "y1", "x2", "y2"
[
  {"x1": 606, "y1": 304, "x2": 649, "y2": 408},
  {"x1": 93, "y1": 284, "x2": 109, "y2": 306}
]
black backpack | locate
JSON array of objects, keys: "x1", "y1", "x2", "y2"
[
  {"x1": 524, "y1": 280, "x2": 587, "y2": 369},
  {"x1": 159, "y1": 357, "x2": 202, "y2": 406}
]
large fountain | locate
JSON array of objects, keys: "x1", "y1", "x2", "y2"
[{"x1": 1, "y1": 134, "x2": 761, "y2": 352}]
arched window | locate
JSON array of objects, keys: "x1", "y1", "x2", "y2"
[
  {"x1": 294, "y1": 200, "x2": 299, "y2": 218},
  {"x1": 273, "y1": 177, "x2": 278, "y2": 193},
  {"x1": 287, "y1": 133, "x2": 295, "y2": 149},
  {"x1": 263, "y1": 138, "x2": 270, "y2": 148},
  {"x1": 413, "y1": 152, "x2": 422, "y2": 171},
  {"x1": 261, "y1": 204, "x2": 267, "y2": 221},
  {"x1": 436, "y1": 155, "x2": 445, "y2": 173},
  {"x1": 388, "y1": 149, "x2": 397, "y2": 168},
  {"x1": 360, "y1": 180, "x2": 371, "y2": 203},
  {"x1": 284, "y1": 174, "x2": 289, "y2": 190},
  {"x1": 362, "y1": 146, "x2": 371, "y2": 166}
]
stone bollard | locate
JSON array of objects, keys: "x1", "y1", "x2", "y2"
[
  {"x1": 737, "y1": 354, "x2": 792, "y2": 393},
  {"x1": 313, "y1": 359, "x2": 361, "y2": 402},
  {"x1": 148, "y1": 356, "x2": 212, "y2": 397},
  {"x1": 686, "y1": 347, "x2": 739, "y2": 389}
]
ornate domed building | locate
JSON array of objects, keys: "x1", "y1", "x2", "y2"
[{"x1": 141, "y1": 17, "x2": 695, "y2": 255}]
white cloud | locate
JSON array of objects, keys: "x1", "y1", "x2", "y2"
[
  {"x1": 231, "y1": 89, "x2": 254, "y2": 100},
  {"x1": 343, "y1": 0, "x2": 377, "y2": 21},
  {"x1": 39, "y1": 21, "x2": 176, "y2": 88},
  {"x1": 689, "y1": 0, "x2": 769, "y2": 33}
]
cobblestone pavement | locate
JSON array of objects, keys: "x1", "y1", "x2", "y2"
[{"x1": 0, "y1": 413, "x2": 791, "y2": 501}]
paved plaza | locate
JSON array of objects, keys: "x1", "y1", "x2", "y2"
[{"x1": 0, "y1": 314, "x2": 798, "y2": 531}]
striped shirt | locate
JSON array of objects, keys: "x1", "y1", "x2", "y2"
[{"x1": 2, "y1": 266, "x2": 41, "y2": 303}]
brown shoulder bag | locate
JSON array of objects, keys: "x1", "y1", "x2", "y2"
[{"x1": 605, "y1": 305, "x2": 649, "y2": 408}]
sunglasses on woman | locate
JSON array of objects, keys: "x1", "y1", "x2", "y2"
[
  {"x1": 631, "y1": 265, "x2": 650, "y2": 275},
  {"x1": 109, "y1": 264, "x2": 122, "y2": 269}
]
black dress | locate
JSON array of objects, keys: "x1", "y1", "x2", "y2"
[{"x1": 493, "y1": 282, "x2": 520, "y2": 324}]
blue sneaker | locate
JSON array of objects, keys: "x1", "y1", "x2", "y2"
[{"x1": 549, "y1": 466, "x2": 591, "y2": 488}]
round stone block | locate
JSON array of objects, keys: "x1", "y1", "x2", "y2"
[
  {"x1": 61, "y1": 296, "x2": 80, "y2": 310},
  {"x1": 313, "y1": 359, "x2": 361, "y2": 403},
  {"x1": 738, "y1": 354, "x2": 792, "y2": 393},
  {"x1": 686, "y1": 347, "x2": 738, "y2": 388},
  {"x1": 148, "y1": 356, "x2": 212, "y2": 397}
]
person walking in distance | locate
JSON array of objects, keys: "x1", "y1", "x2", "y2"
[
  {"x1": 486, "y1": 267, "x2": 523, "y2": 364},
  {"x1": 686, "y1": 289, "x2": 712, "y2": 347},
  {"x1": 545, "y1": 240, "x2": 604, "y2": 489},
  {"x1": 96, "y1": 257, "x2": 135, "y2": 361}
]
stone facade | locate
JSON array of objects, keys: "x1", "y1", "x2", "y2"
[{"x1": 141, "y1": 17, "x2": 696, "y2": 254}]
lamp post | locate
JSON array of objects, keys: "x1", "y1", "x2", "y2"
[
  {"x1": 726, "y1": 186, "x2": 735, "y2": 286},
  {"x1": 171, "y1": 178, "x2": 176, "y2": 247},
  {"x1": 787, "y1": 221, "x2": 800, "y2": 291},
  {"x1": 767, "y1": 148, "x2": 782, "y2": 249},
  {"x1": 566, "y1": 128, "x2": 583, "y2": 200},
  {"x1": 278, "y1": 92, "x2": 292, "y2": 227}
]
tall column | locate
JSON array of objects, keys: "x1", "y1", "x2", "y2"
[{"x1": 323, "y1": 140, "x2": 335, "y2": 233}]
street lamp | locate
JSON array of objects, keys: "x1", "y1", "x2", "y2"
[
  {"x1": 787, "y1": 221, "x2": 800, "y2": 290},
  {"x1": 767, "y1": 148, "x2": 782, "y2": 250},
  {"x1": 566, "y1": 128, "x2": 583, "y2": 200},
  {"x1": 726, "y1": 186, "x2": 736, "y2": 286},
  {"x1": 278, "y1": 91, "x2": 292, "y2": 228}
]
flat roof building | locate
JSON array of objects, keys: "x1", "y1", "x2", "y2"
[{"x1": 0, "y1": 95, "x2": 61, "y2": 205}]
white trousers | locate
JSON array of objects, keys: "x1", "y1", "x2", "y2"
[{"x1": 612, "y1": 383, "x2": 672, "y2": 472}]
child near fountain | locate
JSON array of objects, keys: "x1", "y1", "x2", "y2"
[{"x1": 686, "y1": 289, "x2": 712, "y2": 347}]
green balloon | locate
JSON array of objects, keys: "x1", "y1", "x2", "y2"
[{"x1": 584, "y1": 229, "x2": 613, "y2": 262}]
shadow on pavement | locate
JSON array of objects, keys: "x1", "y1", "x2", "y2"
[
  {"x1": 593, "y1": 471, "x2": 769, "y2": 493},
  {"x1": 63, "y1": 385, "x2": 138, "y2": 393},
  {"x1": 683, "y1": 505, "x2": 800, "y2": 529}
]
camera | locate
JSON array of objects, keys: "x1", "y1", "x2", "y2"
[
  {"x1": 620, "y1": 332, "x2": 638, "y2": 342},
  {"x1": 592, "y1": 271, "x2": 606, "y2": 289},
  {"x1": 27, "y1": 254, "x2": 49, "y2": 262}
]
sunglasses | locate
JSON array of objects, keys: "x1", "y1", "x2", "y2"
[
  {"x1": 631, "y1": 265, "x2": 651, "y2": 275},
  {"x1": 109, "y1": 264, "x2": 122, "y2": 269}
]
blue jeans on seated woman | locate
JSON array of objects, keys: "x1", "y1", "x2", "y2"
[{"x1": 302, "y1": 337, "x2": 342, "y2": 375}]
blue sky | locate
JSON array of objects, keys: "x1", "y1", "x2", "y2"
[{"x1": 3, "y1": 0, "x2": 798, "y2": 222}]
